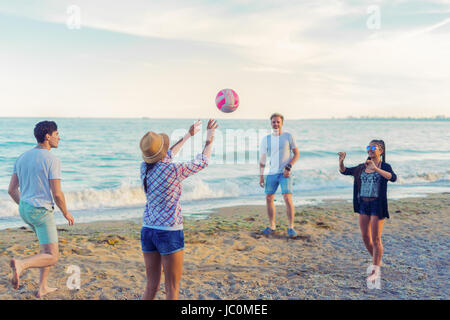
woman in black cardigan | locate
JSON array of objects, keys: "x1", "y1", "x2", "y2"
[{"x1": 338, "y1": 140, "x2": 397, "y2": 287}]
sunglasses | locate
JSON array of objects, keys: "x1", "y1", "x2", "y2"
[{"x1": 366, "y1": 146, "x2": 377, "y2": 151}]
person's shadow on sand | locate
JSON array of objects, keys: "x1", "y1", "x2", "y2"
[{"x1": 251, "y1": 231, "x2": 312, "y2": 242}]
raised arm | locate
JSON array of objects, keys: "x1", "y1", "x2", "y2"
[
  {"x1": 49, "y1": 179, "x2": 74, "y2": 226},
  {"x1": 338, "y1": 152, "x2": 347, "y2": 173},
  {"x1": 172, "y1": 119, "x2": 218, "y2": 181},
  {"x1": 170, "y1": 120, "x2": 202, "y2": 157},
  {"x1": 8, "y1": 174, "x2": 20, "y2": 205},
  {"x1": 202, "y1": 119, "x2": 218, "y2": 159}
]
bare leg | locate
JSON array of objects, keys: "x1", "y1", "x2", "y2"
[
  {"x1": 266, "y1": 194, "x2": 276, "y2": 230},
  {"x1": 366, "y1": 216, "x2": 384, "y2": 288},
  {"x1": 283, "y1": 193, "x2": 295, "y2": 229},
  {"x1": 142, "y1": 252, "x2": 162, "y2": 300},
  {"x1": 10, "y1": 242, "x2": 58, "y2": 292},
  {"x1": 359, "y1": 214, "x2": 373, "y2": 257},
  {"x1": 10, "y1": 259, "x2": 20, "y2": 290},
  {"x1": 370, "y1": 216, "x2": 385, "y2": 267},
  {"x1": 36, "y1": 243, "x2": 59, "y2": 298},
  {"x1": 36, "y1": 266, "x2": 58, "y2": 298},
  {"x1": 161, "y1": 250, "x2": 184, "y2": 300}
]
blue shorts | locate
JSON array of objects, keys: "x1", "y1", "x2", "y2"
[
  {"x1": 19, "y1": 200, "x2": 58, "y2": 245},
  {"x1": 265, "y1": 173, "x2": 293, "y2": 195},
  {"x1": 359, "y1": 199, "x2": 380, "y2": 216},
  {"x1": 141, "y1": 227, "x2": 184, "y2": 255}
]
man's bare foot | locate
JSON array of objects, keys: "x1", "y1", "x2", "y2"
[
  {"x1": 36, "y1": 286, "x2": 58, "y2": 298},
  {"x1": 10, "y1": 259, "x2": 21, "y2": 290}
]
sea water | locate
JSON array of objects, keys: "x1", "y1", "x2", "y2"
[{"x1": 0, "y1": 118, "x2": 449, "y2": 229}]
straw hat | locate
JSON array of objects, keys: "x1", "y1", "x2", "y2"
[{"x1": 140, "y1": 131, "x2": 169, "y2": 163}]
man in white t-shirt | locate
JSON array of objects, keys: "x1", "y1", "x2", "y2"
[
  {"x1": 259, "y1": 113, "x2": 299, "y2": 237},
  {"x1": 8, "y1": 120, "x2": 74, "y2": 298}
]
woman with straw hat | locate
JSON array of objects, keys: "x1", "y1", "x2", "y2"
[{"x1": 139, "y1": 119, "x2": 218, "y2": 300}]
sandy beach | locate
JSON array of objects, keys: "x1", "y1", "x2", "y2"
[{"x1": 0, "y1": 193, "x2": 448, "y2": 300}]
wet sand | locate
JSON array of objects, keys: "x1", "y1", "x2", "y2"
[{"x1": 0, "y1": 193, "x2": 449, "y2": 300}]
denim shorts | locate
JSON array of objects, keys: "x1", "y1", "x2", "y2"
[
  {"x1": 19, "y1": 200, "x2": 58, "y2": 245},
  {"x1": 359, "y1": 199, "x2": 379, "y2": 216},
  {"x1": 265, "y1": 173, "x2": 293, "y2": 194},
  {"x1": 141, "y1": 227, "x2": 184, "y2": 255}
]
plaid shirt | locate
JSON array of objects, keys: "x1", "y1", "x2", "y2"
[{"x1": 140, "y1": 150, "x2": 209, "y2": 230}]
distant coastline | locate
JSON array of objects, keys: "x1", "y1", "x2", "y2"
[{"x1": 335, "y1": 115, "x2": 449, "y2": 121}]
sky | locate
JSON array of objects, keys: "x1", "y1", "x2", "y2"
[{"x1": 0, "y1": 0, "x2": 449, "y2": 119}]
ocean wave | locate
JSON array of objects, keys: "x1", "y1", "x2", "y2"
[
  {"x1": 295, "y1": 151, "x2": 345, "y2": 158},
  {"x1": 182, "y1": 177, "x2": 241, "y2": 200},
  {"x1": 0, "y1": 169, "x2": 448, "y2": 218},
  {"x1": 59, "y1": 169, "x2": 450, "y2": 210},
  {"x1": 0, "y1": 141, "x2": 35, "y2": 147},
  {"x1": 396, "y1": 171, "x2": 450, "y2": 184},
  {"x1": 65, "y1": 178, "x2": 244, "y2": 210},
  {"x1": 0, "y1": 180, "x2": 245, "y2": 218},
  {"x1": 0, "y1": 198, "x2": 19, "y2": 217},
  {"x1": 389, "y1": 149, "x2": 450, "y2": 154},
  {"x1": 64, "y1": 184, "x2": 145, "y2": 210},
  {"x1": 0, "y1": 184, "x2": 147, "y2": 218}
]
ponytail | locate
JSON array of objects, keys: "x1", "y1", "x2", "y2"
[{"x1": 378, "y1": 140, "x2": 386, "y2": 163}]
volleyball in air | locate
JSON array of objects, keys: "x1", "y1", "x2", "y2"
[{"x1": 215, "y1": 89, "x2": 239, "y2": 113}]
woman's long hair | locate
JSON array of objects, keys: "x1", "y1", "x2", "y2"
[
  {"x1": 143, "y1": 162, "x2": 156, "y2": 194},
  {"x1": 368, "y1": 139, "x2": 386, "y2": 163}
]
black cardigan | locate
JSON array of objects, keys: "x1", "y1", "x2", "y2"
[{"x1": 340, "y1": 162, "x2": 397, "y2": 219}]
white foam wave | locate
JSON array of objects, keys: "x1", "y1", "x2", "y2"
[
  {"x1": 0, "y1": 169, "x2": 447, "y2": 218},
  {"x1": 0, "y1": 197, "x2": 20, "y2": 217},
  {"x1": 0, "y1": 179, "x2": 244, "y2": 218},
  {"x1": 64, "y1": 183, "x2": 146, "y2": 210},
  {"x1": 396, "y1": 171, "x2": 450, "y2": 184},
  {"x1": 298, "y1": 169, "x2": 450, "y2": 185},
  {"x1": 182, "y1": 177, "x2": 241, "y2": 201}
]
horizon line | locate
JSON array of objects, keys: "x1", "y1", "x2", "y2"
[{"x1": 0, "y1": 115, "x2": 449, "y2": 121}]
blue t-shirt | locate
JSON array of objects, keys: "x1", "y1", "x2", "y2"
[{"x1": 13, "y1": 148, "x2": 62, "y2": 210}]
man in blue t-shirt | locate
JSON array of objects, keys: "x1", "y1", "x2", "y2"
[
  {"x1": 8, "y1": 120, "x2": 74, "y2": 298},
  {"x1": 259, "y1": 113, "x2": 299, "y2": 238}
]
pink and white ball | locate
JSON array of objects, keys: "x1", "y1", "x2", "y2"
[{"x1": 215, "y1": 89, "x2": 239, "y2": 113}]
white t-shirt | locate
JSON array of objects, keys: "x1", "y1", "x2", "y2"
[
  {"x1": 13, "y1": 148, "x2": 62, "y2": 210},
  {"x1": 259, "y1": 132, "x2": 297, "y2": 174}
]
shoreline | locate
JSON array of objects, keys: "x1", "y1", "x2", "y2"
[
  {"x1": 1, "y1": 188, "x2": 447, "y2": 231},
  {"x1": 0, "y1": 192, "x2": 448, "y2": 299}
]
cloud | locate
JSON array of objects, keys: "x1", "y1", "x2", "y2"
[
  {"x1": 406, "y1": 16, "x2": 450, "y2": 37},
  {"x1": 243, "y1": 66, "x2": 293, "y2": 74},
  {"x1": 0, "y1": 0, "x2": 365, "y2": 66},
  {"x1": 0, "y1": 0, "x2": 449, "y2": 118}
]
